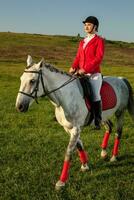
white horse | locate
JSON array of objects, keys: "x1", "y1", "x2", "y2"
[{"x1": 16, "y1": 55, "x2": 134, "y2": 190}]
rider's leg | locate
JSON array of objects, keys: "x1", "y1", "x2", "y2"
[
  {"x1": 88, "y1": 73, "x2": 102, "y2": 129},
  {"x1": 92, "y1": 100, "x2": 102, "y2": 129}
]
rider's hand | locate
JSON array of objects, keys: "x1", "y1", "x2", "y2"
[
  {"x1": 78, "y1": 69, "x2": 85, "y2": 75},
  {"x1": 69, "y1": 67, "x2": 76, "y2": 74}
]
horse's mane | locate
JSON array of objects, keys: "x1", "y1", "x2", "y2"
[{"x1": 44, "y1": 63, "x2": 72, "y2": 77}]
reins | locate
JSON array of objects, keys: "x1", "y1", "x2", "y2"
[{"x1": 19, "y1": 69, "x2": 79, "y2": 104}]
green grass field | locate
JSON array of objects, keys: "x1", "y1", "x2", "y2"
[{"x1": 0, "y1": 32, "x2": 134, "y2": 200}]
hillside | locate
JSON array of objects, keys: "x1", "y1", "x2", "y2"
[
  {"x1": 0, "y1": 32, "x2": 134, "y2": 69},
  {"x1": 0, "y1": 32, "x2": 134, "y2": 199}
]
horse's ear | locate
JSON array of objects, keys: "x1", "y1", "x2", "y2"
[
  {"x1": 27, "y1": 55, "x2": 33, "y2": 68},
  {"x1": 37, "y1": 58, "x2": 44, "y2": 69}
]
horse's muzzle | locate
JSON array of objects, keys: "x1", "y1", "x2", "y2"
[{"x1": 16, "y1": 102, "x2": 29, "y2": 112}]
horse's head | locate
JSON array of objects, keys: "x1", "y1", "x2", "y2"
[{"x1": 16, "y1": 55, "x2": 44, "y2": 112}]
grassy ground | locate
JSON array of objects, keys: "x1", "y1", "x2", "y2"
[{"x1": 0, "y1": 32, "x2": 134, "y2": 200}]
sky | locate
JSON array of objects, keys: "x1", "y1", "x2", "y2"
[{"x1": 0, "y1": 0, "x2": 134, "y2": 42}]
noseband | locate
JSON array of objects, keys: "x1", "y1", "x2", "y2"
[{"x1": 19, "y1": 70, "x2": 78, "y2": 104}]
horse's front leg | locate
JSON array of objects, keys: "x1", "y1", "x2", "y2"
[
  {"x1": 55, "y1": 126, "x2": 80, "y2": 190},
  {"x1": 77, "y1": 139, "x2": 89, "y2": 172}
]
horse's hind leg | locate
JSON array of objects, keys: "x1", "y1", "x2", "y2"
[
  {"x1": 76, "y1": 139, "x2": 89, "y2": 171},
  {"x1": 101, "y1": 120, "x2": 113, "y2": 159},
  {"x1": 110, "y1": 111, "x2": 124, "y2": 162}
]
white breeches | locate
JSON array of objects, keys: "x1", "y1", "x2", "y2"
[{"x1": 87, "y1": 73, "x2": 102, "y2": 102}]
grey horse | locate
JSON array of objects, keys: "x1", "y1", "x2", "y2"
[{"x1": 16, "y1": 55, "x2": 134, "y2": 190}]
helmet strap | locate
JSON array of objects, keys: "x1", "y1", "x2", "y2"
[{"x1": 89, "y1": 24, "x2": 96, "y2": 34}]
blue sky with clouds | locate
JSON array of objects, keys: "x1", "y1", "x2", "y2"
[{"x1": 0, "y1": 0, "x2": 134, "y2": 42}]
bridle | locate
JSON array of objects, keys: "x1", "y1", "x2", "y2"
[
  {"x1": 19, "y1": 69, "x2": 78, "y2": 104},
  {"x1": 19, "y1": 70, "x2": 44, "y2": 104}
]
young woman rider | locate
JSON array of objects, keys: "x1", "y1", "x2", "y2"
[{"x1": 69, "y1": 16, "x2": 105, "y2": 129}]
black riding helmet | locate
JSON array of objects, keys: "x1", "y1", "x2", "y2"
[{"x1": 83, "y1": 16, "x2": 99, "y2": 31}]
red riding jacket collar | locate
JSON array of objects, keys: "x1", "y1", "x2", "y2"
[{"x1": 72, "y1": 35, "x2": 105, "y2": 74}]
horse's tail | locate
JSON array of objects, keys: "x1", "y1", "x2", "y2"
[{"x1": 123, "y1": 78, "x2": 134, "y2": 121}]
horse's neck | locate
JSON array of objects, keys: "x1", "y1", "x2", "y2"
[
  {"x1": 42, "y1": 66, "x2": 70, "y2": 89},
  {"x1": 42, "y1": 66, "x2": 71, "y2": 106}
]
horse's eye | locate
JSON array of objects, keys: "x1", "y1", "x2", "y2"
[{"x1": 30, "y1": 79, "x2": 35, "y2": 84}]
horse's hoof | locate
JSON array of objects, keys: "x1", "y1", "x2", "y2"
[
  {"x1": 55, "y1": 180, "x2": 65, "y2": 191},
  {"x1": 110, "y1": 155, "x2": 117, "y2": 162},
  {"x1": 81, "y1": 163, "x2": 89, "y2": 172},
  {"x1": 101, "y1": 149, "x2": 108, "y2": 159}
]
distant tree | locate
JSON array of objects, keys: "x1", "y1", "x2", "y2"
[
  {"x1": 71, "y1": 33, "x2": 81, "y2": 43},
  {"x1": 77, "y1": 33, "x2": 81, "y2": 40}
]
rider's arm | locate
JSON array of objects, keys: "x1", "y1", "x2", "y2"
[{"x1": 85, "y1": 38, "x2": 104, "y2": 73}]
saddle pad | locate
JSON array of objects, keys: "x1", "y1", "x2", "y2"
[
  {"x1": 85, "y1": 81, "x2": 117, "y2": 111},
  {"x1": 101, "y1": 81, "x2": 117, "y2": 111}
]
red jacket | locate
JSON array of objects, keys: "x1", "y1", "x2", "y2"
[{"x1": 72, "y1": 35, "x2": 105, "y2": 73}]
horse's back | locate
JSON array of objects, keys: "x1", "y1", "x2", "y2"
[
  {"x1": 103, "y1": 76, "x2": 129, "y2": 109},
  {"x1": 103, "y1": 76, "x2": 129, "y2": 96}
]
